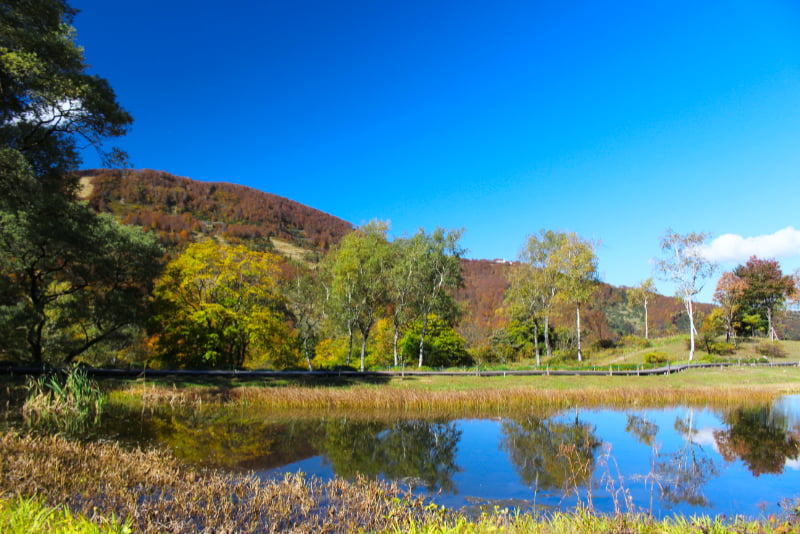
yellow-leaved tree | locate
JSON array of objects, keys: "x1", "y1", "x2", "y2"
[{"x1": 150, "y1": 241, "x2": 299, "y2": 369}]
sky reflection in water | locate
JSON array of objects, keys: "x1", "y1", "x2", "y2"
[{"x1": 261, "y1": 399, "x2": 800, "y2": 518}]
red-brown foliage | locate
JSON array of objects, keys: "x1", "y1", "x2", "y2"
[{"x1": 81, "y1": 169, "x2": 352, "y2": 251}]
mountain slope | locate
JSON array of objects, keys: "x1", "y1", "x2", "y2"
[{"x1": 81, "y1": 169, "x2": 353, "y2": 252}]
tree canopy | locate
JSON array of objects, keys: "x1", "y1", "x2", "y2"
[{"x1": 0, "y1": 0, "x2": 163, "y2": 364}]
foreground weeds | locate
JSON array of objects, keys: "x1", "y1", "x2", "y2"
[
  {"x1": 2, "y1": 431, "x2": 799, "y2": 533},
  {"x1": 0, "y1": 495, "x2": 130, "y2": 534},
  {"x1": 0, "y1": 431, "x2": 441, "y2": 533},
  {"x1": 379, "y1": 509, "x2": 800, "y2": 533}
]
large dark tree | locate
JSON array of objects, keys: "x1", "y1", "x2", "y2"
[
  {"x1": 0, "y1": 0, "x2": 162, "y2": 363},
  {"x1": 733, "y1": 257, "x2": 796, "y2": 341}
]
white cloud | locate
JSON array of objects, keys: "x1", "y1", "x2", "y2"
[{"x1": 700, "y1": 227, "x2": 800, "y2": 263}]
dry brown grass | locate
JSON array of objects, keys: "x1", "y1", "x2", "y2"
[
  {"x1": 0, "y1": 431, "x2": 441, "y2": 533},
  {"x1": 111, "y1": 378, "x2": 792, "y2": 421}
]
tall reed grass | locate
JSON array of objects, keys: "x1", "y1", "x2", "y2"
[
  {"x1": 0, "y1": 431, "x2": 443, "y2": 533},
  {"x1": 23, "y1": 368, "x2": 105, "y2": 430},
  {"x1": 115, "y1": 382, "x2": 785, "y2": 420}
]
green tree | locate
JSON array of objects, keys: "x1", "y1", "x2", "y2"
[
  {"x1": 325, "y1": 221, "x2": 392, "y2": 372},
  {"x1": 0, "y1": 0, "x2": 163, "y2": 364},
  {"x1": 628, "y1": 278, "x2": 656, "y2": 339},
  {"x1": 399, "y1": 314, "x2": 472, "y2": 368},
  {"x1": 656, "y1": 230, "x2": 716, "y2": 361},
  {"x1": 150, "y1": 241, "x2": 296, "y2": 369},
  {"x1": 507, "y1": 230, "x2": 566, "y2": 360},
  {"x1": 283, "y1": 264, "x2": 324, "y2": 371},
  {"x1": 553, "y1": 233, "x2": 599, "y2": 362},
  {"x1": 386, "y1": 236, "x2": 417, "y2": 366},
  {"x1": 405, "y1": 228, "x2": 464, "y2": 368},
  {"x1": 733, "y1": 257, "x2": 796, "y2": 342}
]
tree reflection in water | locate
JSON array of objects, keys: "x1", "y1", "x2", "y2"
[
  {"x1": 315, "y1": 418, "x2": 462, "y2": 493},
  {"x1": 656, "y1": 410, "x2": 717, "y2": 508},
  {"x1": 714, "y1": 405, "x2": 800, "y2": 476},
  {"x1": 500, "y1": 414, "x2": 600, "y2": 500}
]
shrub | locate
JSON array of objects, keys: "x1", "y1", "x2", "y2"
[
  {"x1": 620, "y1": 335, "x2": 650, "y2": 349},
  {"x1": 708, "y1": 342, "x2": 736, "y2": 356},
  {"x1": 590, "y1": 338, "x2": 617, "y2": 351},
  {"x1": 548, "y1": 349, "x2": 579, "y2": 365},
  {"x1": 756, "y1": 342, "x2": 787, "y2": 359},
  {"x1": 643, "y1": 351, "x2": 669, "y2": 365}
]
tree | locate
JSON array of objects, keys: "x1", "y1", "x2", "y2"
[
  {"x1": 713, "y1": 272, "x2": 746, "y2": 344},
  {"x1": 0, "y1": 209, "x2": 162, "y2": 363},
  {"x1": 386, "y1": 236, "x2": 418, "y2": 366},
  {"x1": 283, "y1": 263, "x2": 324, "y2": 371},
  {"x1": 733, "y1": 257, "x2": 796, "y2": 342},
  {"x1": 507, "y1": 230, "x2": 566, "y2": 360},
  {"x1": 0, "y1": 0, "x2": 163, "y2": 364},
  {"x1": 325, "y1": 221, "x2": 392, "y2": 372},
  {"x1": 405, "y1": 228, "x2": 464, "y2": 368},
  {"x1": 399, "y1": 314, "x2": 472, "y2": 368},
  {"x1": 628, "y1": 278, "x2": 656, "y2": 339},
  {"x1": 150, "y1": 241, "x2": 295, "y2": 369},
  {"x1": 656, "y1": 230, "x2": 716, "y2": 361},
  {"x1": 553, "y1": 233, "x2": 599, "y2": 361}
]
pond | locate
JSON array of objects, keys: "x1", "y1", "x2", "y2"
[{"x1": 7, "y1": 394, "x2": 800, "y2": 519}]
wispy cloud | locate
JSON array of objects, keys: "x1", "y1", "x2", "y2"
[{"x1": 701, "y1": 227, "x2": 800, "y2": 263}]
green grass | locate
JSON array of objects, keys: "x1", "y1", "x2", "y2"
[
  {"x1": 378, "y1": 508, "x2": 800, "y2": 534},
  {"x1": 0, "y1": 495, "x2": 130, "y2": 534}
]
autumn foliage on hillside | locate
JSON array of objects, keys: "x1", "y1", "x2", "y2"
[
  {"x1": 82, "y1": 169, "x2": 353, "y2": 251},
  {"x1": 457, "y1": 258, "x2": 714, "y2": 346}
]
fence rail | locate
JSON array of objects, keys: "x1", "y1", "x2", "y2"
[{"x1": 2, "y1": 360, "x2": 799, "y2": 379}]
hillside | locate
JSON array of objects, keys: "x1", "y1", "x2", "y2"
[
  {"x1": 81, "y1": 168, "x2": 728, "y2": 343},
  {"x1": 80, "y1": 169, "x2": 353, "y2": 252},
  {"x1": 457, "y1": 258, "x2": 716, "y2": 345}
]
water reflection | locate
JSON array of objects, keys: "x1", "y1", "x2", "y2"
[
  {"x1": 714, "y1": 406, "x2": 800, "y2": 476},
  {"x1": 315, "y1": 419, "x2": 461, "y2": 492},
  {"x1": 6, "y1": 394, "x2": 800, "y2": 518},
  {"x1": 500, "y1": 414, "x2": 600, "y2": 495},
  {"x1": 656, "y1": 411, "x2": 718, "y2": 508}
]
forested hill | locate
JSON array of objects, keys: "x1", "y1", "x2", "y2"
[
  {"x1": 458, "y1": 258, "x2": 716, "y2": 342},
  {"x1": 80, "y1": 169, "x2": 353, "y2": 252}
]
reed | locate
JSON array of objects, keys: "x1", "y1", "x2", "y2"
[
  {"x1": 23, "y1": 368, "x2": 105, "y2": 430},
  {"x1": 0, "y1": 431, "x2": 443, "y2": 534}
]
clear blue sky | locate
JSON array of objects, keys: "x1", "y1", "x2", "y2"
[{"x1": 72, "y1": 0, "x2": 800, "y2": 301}]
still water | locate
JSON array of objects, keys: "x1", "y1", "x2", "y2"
[
  {"x1": 260, "y1": 399, "x2": 800, "y2": 518},
  {"x1": 11, "y1": 395, "x2": 800, "y2": 518}
]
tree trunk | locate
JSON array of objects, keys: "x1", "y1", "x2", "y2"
[
  {"x1": 418, "y1": 313, "x2": 430, "y2": 368},
  {"x1": 346, "y1": 322, "x2": 353, "y2": 366},
  {"x1": 767, "y1": 308, "x2": 775, "y2": 342},
  {"x1": 392, "y1": 324, "x2": 400, "y2": 366},
  {"x1": 576, "y1": 303, "x2": 582, "y2": 362},
  {"x1": 303, "y1": 337, "x2": 313, "y2": 371},
  {"x1": 534, "y1": 321, "x2": 540, "y2": 366},
  {"x1": 644, "y1": 300, "x2": 649, "y2": 339},
  {"x1": 686, "y1": 298, "x2": 695, "y2": 361},
  {"x1": 543, "y1": 314, "x2": 551, "y2": 358},
  {"x1": 360, "y1": 334, "x2": 368, "y2": 372}
]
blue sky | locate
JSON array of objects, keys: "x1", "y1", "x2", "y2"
[{"x1": 71, "y1": 0, "x2": 800, "y2": 301}]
